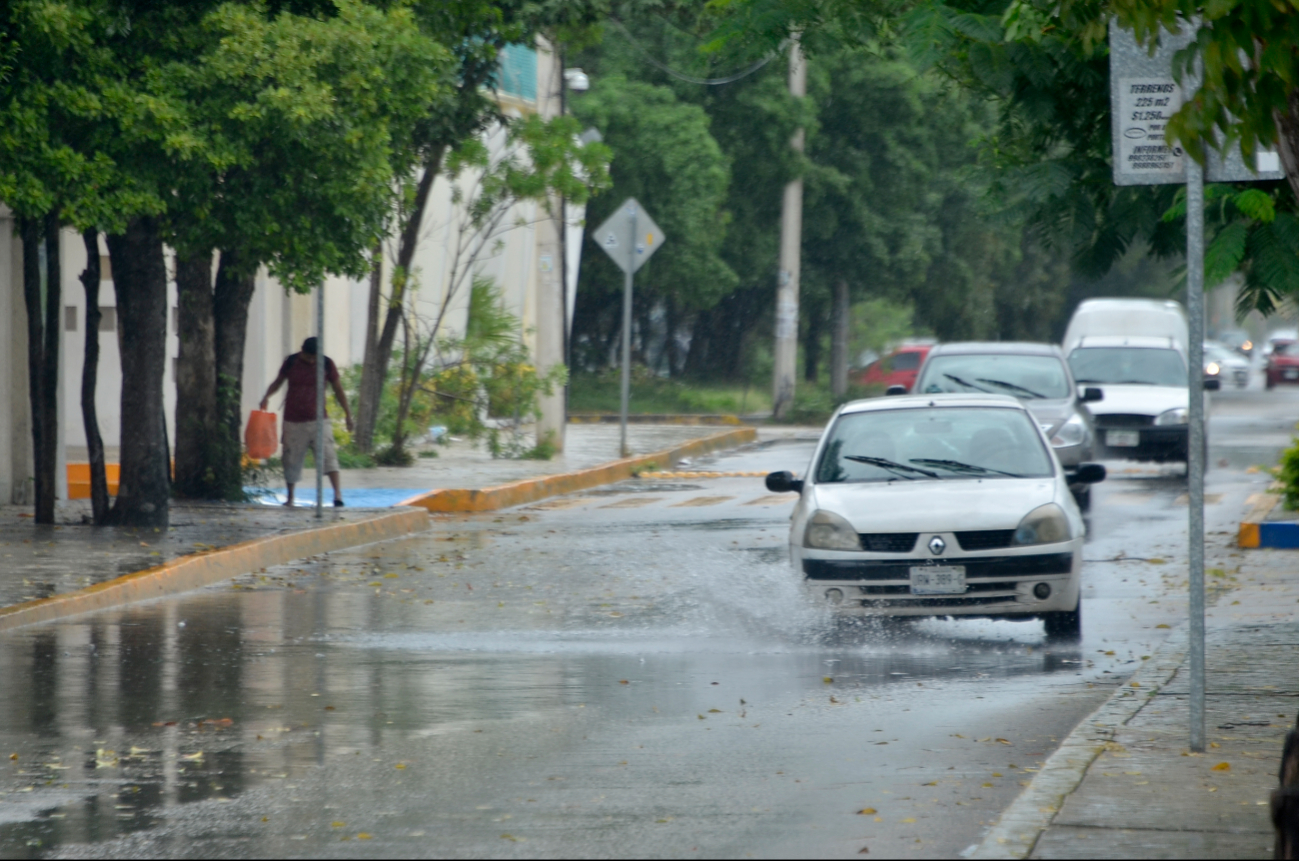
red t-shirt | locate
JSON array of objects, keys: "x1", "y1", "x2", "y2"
[{"x1": 278, "y1": 354, "x2": 339, "y2": 423}]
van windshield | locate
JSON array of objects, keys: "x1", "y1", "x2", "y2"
[{"x1": 1068, "y1": 347, "x2": 1186, "y2": 387}]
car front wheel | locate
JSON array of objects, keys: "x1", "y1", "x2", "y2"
[{"x1": 1043, "y1": 600, "x2": 1082, "y2": 642}]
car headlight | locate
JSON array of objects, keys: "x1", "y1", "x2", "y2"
[
  {"x1": 803, "y1": 510, "x2": 861, "y2": 551},
  {"x1": 1205, "y1": 362, "x2": 1220, "y2": 376},
  {"x1": 1050, "y1": 413, "x2": 1086, "y2": 447},
  {"x1": 1012, "y1": 503, "x2": 1072, "y2": 546},
  {"x1": 1155, "y1": 407, "x2": 1188, "y2": 425}
]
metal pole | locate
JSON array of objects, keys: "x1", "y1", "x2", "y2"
[
  {"x1": 771, "y1": 38, "x2": 806, "y2": 420},
  {"x1": 620, "y1": 207, "x2": 636, "y2": 458},
  {"x1": 315, "y1": 283, "x2": 325, "y2": 520},
  {"x1": 1187, "y1": 156, "x2": 1206, "y2": 752}
]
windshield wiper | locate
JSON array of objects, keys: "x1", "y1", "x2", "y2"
[
  {"x1": 844, "y1": 455, "x2": 939, "y2": 479},
  {"x1": 977, "y1": 377, "x2": 1047, "y2": 399},
  {"x1": 943, "y1": 373, "x2": 992, "y2": 393},
  {"x1": 909, "y1": 457, "x2": 1026, "y2": 478}
]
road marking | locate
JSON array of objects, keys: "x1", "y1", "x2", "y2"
[
  {"x1": 601, "y1": 497, "x2": 663, "y2": 509},
  {"x1": 670, "y1": 496, "x2": 734, "y2": 508},
  {"x1": 744, "y1": 495, "x2": 797, "y2": 506}
]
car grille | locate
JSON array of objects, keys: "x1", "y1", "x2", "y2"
[
  {"x1": 859, "y1": 594, "x2": 1017, "y2": 608},
  {"x1": 954, "y1": 530, "x2": 1016, "y2": 551},
  {"x1": 857, "y1": 581, "x2": 1017, "y2": 595},
  {"x1": 803, "y1": 553, "x2": 1073, "y2": 581},
  {"x1": 858, "y1": 533, "x2": 918, "y2": 552},
  {"x1": 1096, "y1": 414, "x2": 1154, "y2": 428}
]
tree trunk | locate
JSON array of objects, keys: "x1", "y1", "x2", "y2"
[
  {"x1": 173, "y1": 250, "x2": 219, "y2": 498},
  {"x1": 41, "y1": 213, "x2": 61, "y2": 521},
  {"x1": 20, "y1": 218, "x2": 53, "y2": 522},
  {"x1": 107, "y1": 217, "x2": 170, "y2": 528},
  {"x1": 803, "y1": 308, "x2": 822, "y2": 384},
  {"x1": 831, "y1": 279, "x2": 850, "y2": 398},
  {"x1": 355, "y1": 146, "x2": 446, "y2": 452},
  {"x1": 353, "y1": 244, "x2": 383, "y2": 452},
  {"x1": 212, "y1": 249, "x2": 257, "y2": 500},
  {"x1": 78, "y1": 230, "x2": 110, "y2": 524},
  {"x1": 1274, "y1": 94, "x2": 1299, "y2": 202}
]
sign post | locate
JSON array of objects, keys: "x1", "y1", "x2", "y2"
[
  {"x1": 595, "y1": 198, "x2": 666, "y2": 456},
  {"x1": 315, "y1": 283, "x2": 325, "y2": 520},
  {"x1": 1110, "y1": 19, "x2": 1283, "y2": 752}
]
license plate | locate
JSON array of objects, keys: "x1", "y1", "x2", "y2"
[
  {"x1": 1106, "y1": 430, "x2": 1140, "y2": 447},
  {"x1": 910, "y1": 565, "x2": 967, "y2": 595},
  {"x1": 1286, "y1": 369, "x2": 1298, "y2": 380}
]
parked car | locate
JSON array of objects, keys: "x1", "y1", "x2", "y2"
[
  {"x1": 1203, "y1": 341, "x2": 1249, "y2": 389},
  {"x1": 854, "y1": 344, "x2": 933, "y2": 392},
  {"x1": 1266, "y1": 340, "x2": 1299, "y2": 389},
  {"x1": 1063, "y1": 298, "x2": 1188, "y2": 354},
  {"x1": 1067, "y1": 335, "x2": 1217, "y2": 463},
  {"x1": 1219, "y1": 328, "x2": 1254, "y2": 357},
  {"x1": 765, "y1": 393, "x2": 1106, "y2": 639},
  {"x1": 1264, "y1": 330, "x2": 1299, "y2": 357},
  {"x1": 910, "y1": 342, "x2": 1102, "y2": 509}
]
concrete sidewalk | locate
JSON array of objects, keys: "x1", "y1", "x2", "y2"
[
  {"x1": 0, "y1": 423, "x2": 777, "y2": 614},
  {"x1": 978, "y1": 519, "x2": 1299, "y2": 859}
]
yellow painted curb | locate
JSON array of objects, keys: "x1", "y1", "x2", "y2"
[
  {"x1": 402, "y1": 427, "x2": 758, "y2": 513},
  {"x1": 568, "y1": 414, "x2": 745, "y2": 426},
  {"x1": 1238, "y1": 492, "x2": 1280, "y2": 548},
  {"x1": 0, "y1": 508, "x2": 430, "y2": 633}
]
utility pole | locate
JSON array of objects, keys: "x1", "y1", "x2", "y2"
[{"x1": 772, "y1": 38, "x2": 805, "y2": 420}]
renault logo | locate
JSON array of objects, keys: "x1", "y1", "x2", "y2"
[{"x1": 928, "y1": 535, "x2": 946, "y2": 555}]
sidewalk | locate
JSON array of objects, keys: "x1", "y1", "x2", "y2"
[
  {"x1": 0, "y1": 423, "x2": 756, "y2": 613},
  {"x1": 978, "y1": 522, "x2": 1299, "y2": 859}
]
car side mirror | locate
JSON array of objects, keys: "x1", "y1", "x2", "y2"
[
  {"x1": 765, "y1": 471, "x2": 804, "y2": 494},
  {"x1": 885, "y1": 385, "x2": 907, "y2": 396},
  {"x1": 1074, "y1": 462, "x2": 1106, "y2": 484},
  {"x1": 1080, "y1": 387, "x2": 1103, "y2": 403},
  {"x1": 1204, "y1": 377, "x2": 1221, "y2": 391}
]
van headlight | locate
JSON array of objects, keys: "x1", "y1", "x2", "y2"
[
  {"x1": 803, "y1": 510, "x2": 861, "y2": 551},
  {"x1": 1050, "y1": 413, "x2": 1086, "y2": 447},
  {"x1": 1155, "y1": 407, "x2": 1188, "y2": 425},
  {"x1": 1012, "y1": 503, "x2": 1072, "y2": 546}
]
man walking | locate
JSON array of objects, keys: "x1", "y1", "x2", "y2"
[{"x1": 260, "y1": 337, "x2": 353, "y2": 507}]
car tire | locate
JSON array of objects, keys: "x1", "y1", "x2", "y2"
[
  {"x1": 1043, "y1": 600, "x2": 1082, "y2": 642},
  {"x1": 1070, "y1": 484, "x2": 1091, "y2": 512}
]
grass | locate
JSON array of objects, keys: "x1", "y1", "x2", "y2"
[{"x1": 568, "y1": 372, "x2": 773, "y2": 416}]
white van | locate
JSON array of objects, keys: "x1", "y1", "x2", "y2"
[
  {"x1": 1063, "y1": 298, "x2": 1188, "y2": 354},
  {"x1": 1061, "y1": 298, "x2": 1214, "y2": 464}
]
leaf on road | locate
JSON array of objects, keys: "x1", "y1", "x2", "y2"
[
  {"x1": 708, "y1": 709, "x2": 723, "y2": 713},
  {"x1": 900, "y1": 817, "x2": 916, "y2": 823},
  {"x1": 395, "y1": 763, "x2": 407, "y2": 769},
  {"x1": 180, "y1": 752, "x2": 204, "y2": 761},
  {"x1": 823, "y1": 677, "x2": 834, "y2": 683},
  {"x1": 1156, "y1": 624, "x2": 1171, "y2": 629},
  {"x1": 331, "y1": 821, "x2": 345, "y2": 828},
  {"x1": 1212, "y1": 762, "x2": 1231, "y2": 771},
  {"x1": 996, "y1": 738, "x2": 1012, "y2": 745},
  {"x1": 857, "y1": 808, "x2": 877, "y2": 815},
  {"x1": 619, "y1": 680, "x2": 629, "y2": 685},
  {"x1": 357, "y1": 833, "x2": 372, "y2": 840}
]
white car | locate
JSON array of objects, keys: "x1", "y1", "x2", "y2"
[{"x1": 766, "y1": 393, "x2": 1105, "y2": 640}]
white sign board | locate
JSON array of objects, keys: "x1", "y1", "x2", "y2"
[
  {"x1": 595, "y1": 198, "x2": 666, "y2": 275},
  {"x1": 1110, "y1": 20, "x2": 1284, "y2": 185}
]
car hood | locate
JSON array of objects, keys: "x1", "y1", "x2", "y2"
[
  {"x1": 1084, "y1": 384, "x2": 1187, "y2": 417},
  {"x1": 1023, "y1": 398, "x2": 1076, "y2": 430},
  {"x1": 810, "y1": 478, "x2": 1058, "y2": 532}
]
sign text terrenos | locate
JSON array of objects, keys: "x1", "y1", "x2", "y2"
[{"x1": 1118, "y1": 78, "x2": 1184, "y2": 177}]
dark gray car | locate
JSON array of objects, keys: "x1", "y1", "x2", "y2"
[{"x1": 908, "y1": 342, "x2": 1102, "y2": 508}]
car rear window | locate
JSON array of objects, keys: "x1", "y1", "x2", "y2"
[
  {"x1": 890, "y1": 351, "x2": 921, "y2": 371},
  {"x1": 916, "y1": 354, "x2": 1070, "y2": 399},
  {"x1": 1068, "y1": 347, "x2": 1185, "y2": 387},
  {"x1": 815, "y1": 407, "x2": 1054, "y2": 483}
]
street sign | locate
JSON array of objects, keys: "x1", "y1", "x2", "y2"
[
  {"x1": 1111, "y1": 21, "x2": 1284, "y2": 186},
  {"x1": 595, "y1": 198, "x2": 666, "y2": 275}
]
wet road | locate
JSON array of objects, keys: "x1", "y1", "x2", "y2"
[{"x1": 0, "y1": 385, "x2": 1292, "y2": 858}]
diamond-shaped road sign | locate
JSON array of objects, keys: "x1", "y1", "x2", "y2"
[{"x1": 595, "y1": 198, "x2": 665, "y2": 274}]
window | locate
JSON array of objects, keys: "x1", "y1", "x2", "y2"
[
  {"x1": 65, "y1": 306, "x2": 77, "y2": 332},
  {"x1": 890, "y1": 351, "x2": 921, "y2": 371},
  {"x1": 917, "y1": 354, "x2": 1071, "y2": 399},
  {"x1": 495, "y1": 44, "x2": 537, "y2": 102},
  {"x1": 1068, "y1": 347, "x2": 1186, "y2": 387},
  {"x1": 98, "y1": 307, "x2": 116, "y2": 332}
]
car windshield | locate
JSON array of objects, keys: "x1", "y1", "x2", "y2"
[
  {"x1": 815, "y1": 407, "x2": 1055, "y2": 483},
  {"x1": 1275, "y1": 342, "x2": 1295, "y2": 357},
  {"x1": 916, "y1": 354, "x2": 1070, "y2": 399},
  {"x1": 1068, "y1": 347, "x2": 1186, "y2": 387}
]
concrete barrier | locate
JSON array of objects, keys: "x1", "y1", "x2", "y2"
[
  {"x1": 1238, "y1": 491, "x2": 1299, "y2": 548},
  {"x1": 401, "y1": 427, "x2": 758, "y2": 513},
  {"x1": 0, "y1": 508, "x2": 430, "y2": 632}
]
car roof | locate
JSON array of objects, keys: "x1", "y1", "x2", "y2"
[
  {"x1": 924, "y1": 341, "x2": 1063, "y2": 358},
  {"x1": 1075, "y1": 298, "x2": 1186, "y2": 315},
  {"x1": 1073, "y1": 335, "x2": 1183, "y2": 350},
  {"x1": 892, "y1": 343, "x2": 932, "y2": 353},
  {"x1": 838, "y1": 392, "x2": 1025, "y2": 416}
]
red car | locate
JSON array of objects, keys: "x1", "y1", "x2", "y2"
[
  {"x1": 1266, "y1": 340, "x2": 1299, "y2": 389},
  {"x1": 854, "y1": 344, "x2": 933, "y2": 392}
]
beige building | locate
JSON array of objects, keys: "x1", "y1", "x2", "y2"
[{"x1": 0, "y1": 39, "x2": 584, "y2": 505}]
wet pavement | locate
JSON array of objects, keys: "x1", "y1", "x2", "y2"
[{"x1": 0, "y1": 386, "x2": 1295, "y2": 858}]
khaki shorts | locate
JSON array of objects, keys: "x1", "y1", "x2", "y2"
[{"x1": 282, "y1": 419, "x2": 339, "y2": 484}]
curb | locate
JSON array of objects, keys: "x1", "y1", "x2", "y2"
[
  {"x1": 1238, "y1": 491, "x2": 1299, "y2": 548},
  {"x1": 0, "y1": 508, "x2": 430, "y2": 633},
  {"x1": 970, "y1": 625, "x2": 1190, "y2": 859},
  {"x1": 568, "y1": 413, "x2": 745, "y2": 426},
  {"x1": 400, "y1": 427, "x2": 758, "y2": 513}
]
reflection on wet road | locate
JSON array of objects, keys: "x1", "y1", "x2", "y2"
[{"x1": 0, "y1": 389, "x2": 1287, "y2": 858}]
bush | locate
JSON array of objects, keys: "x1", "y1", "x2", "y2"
[{"x1": 1280, "y1": 438, "x2": 1299, "y2": 510}]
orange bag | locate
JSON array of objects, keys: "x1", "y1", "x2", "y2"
[{"x1": 244, "y1": 410, "x2": 278, "y2": 460}]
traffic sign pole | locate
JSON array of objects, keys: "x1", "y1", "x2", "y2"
[
  {"x1": 620, "y1": 208, "x2": 637, "y2": 458},
  {"x1": 1187, "y1": 157, "x2": 1207, "y2": 752}
]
